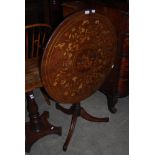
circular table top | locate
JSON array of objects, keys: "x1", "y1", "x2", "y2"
[{"x1": 41, "y1": 10, "x2": 117, "y2": 104}]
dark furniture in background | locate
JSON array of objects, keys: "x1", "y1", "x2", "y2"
[{"x1": 25, "y1": 0, "x2": 63, "y2": 28}]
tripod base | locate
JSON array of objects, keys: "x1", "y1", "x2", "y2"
[{"x1": 56, "y1": 103, "x2": 109, "y2": 151}]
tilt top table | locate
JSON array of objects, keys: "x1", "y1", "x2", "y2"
[{"x1": 41, "y1": 10, "x2": 117, "y2": 151}]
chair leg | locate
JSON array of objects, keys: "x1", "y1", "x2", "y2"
[
  {"x1": 80, "y1": 107, "x2": 109, "y2": 122},
  {"x1": 63, "y1": 111, "x2": 78, "y2": 151}
]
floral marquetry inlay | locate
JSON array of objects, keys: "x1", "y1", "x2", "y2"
[{"x1": 41, "y1": 11, "x2": 117, "y2": 103}]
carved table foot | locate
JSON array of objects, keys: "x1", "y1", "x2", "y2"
[
  {"x1": 80, "y1": 107, "x2": 109, "y2": 122},
  {"x1": 107, "y1": 95, "x2": 118, "y2": 113},
  {"x1": 63, "y1": 111, "x2": 78, "y2": 151}
]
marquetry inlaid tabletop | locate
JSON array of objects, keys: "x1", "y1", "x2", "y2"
[{"x1": 41, "y1": 10, "x2": 117, "y2": 103}]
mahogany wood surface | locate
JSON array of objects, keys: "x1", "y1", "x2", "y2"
[{"x1": 41, "y1": 10, "x2": 117, "y2": 103}]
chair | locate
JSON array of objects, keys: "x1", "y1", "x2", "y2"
[
  {"x1": 25, "y1": 24, "x2": 62, "y2": 153},
  {"x1": 25, "y1": 24, "x2": 51, "y2": 94},
  {"x1": 41, "y1": 10, "x2": 117, "y2": 151}
]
